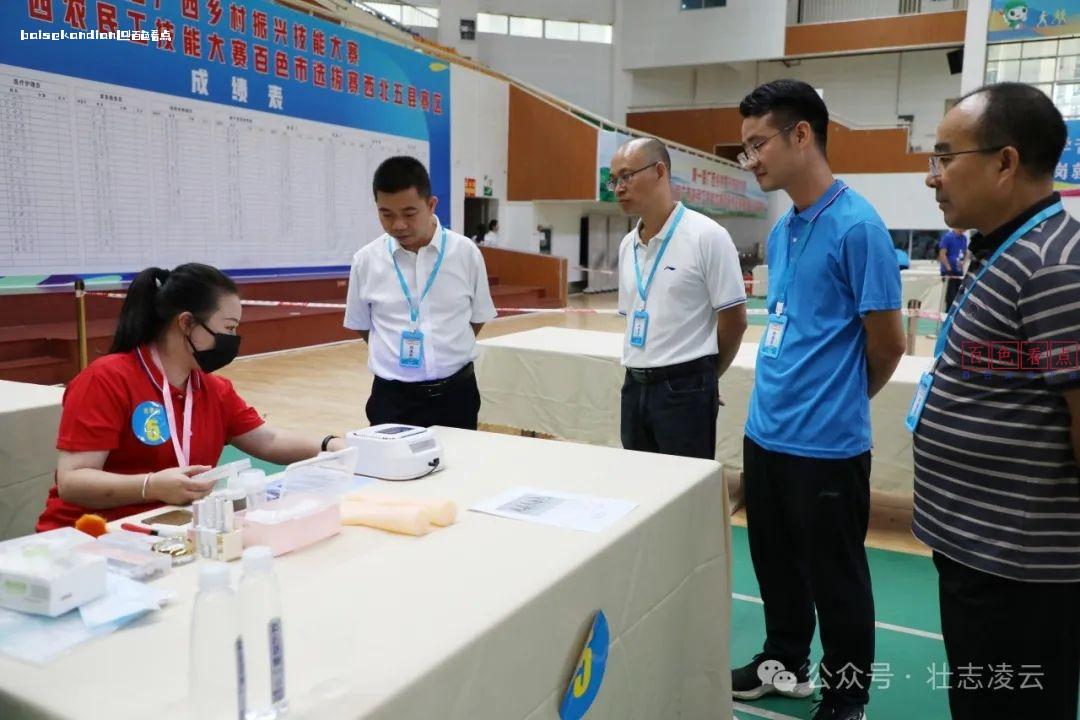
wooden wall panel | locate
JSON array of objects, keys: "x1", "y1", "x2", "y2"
[
  {"x1": 480, "y1": 247, "x2": 568, "y2": 306},
  {"x1": 627, "y1": 108, "x2": 930, "y2": 174},
  {"x1": 508, "y1": 86, "x2": 598, "y2": 201},
  {"x1": 628, "y1": 108, "x2": 743, "y2": 155},
  {"x1": 785, "y1": 11, "x2": 966, "y2": 56}
]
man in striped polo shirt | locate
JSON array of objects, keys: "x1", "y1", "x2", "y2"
[{"x1": 915, "y1": 82, "x2": 1080, "y2": 719}]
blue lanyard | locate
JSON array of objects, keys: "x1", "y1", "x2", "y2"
[
  {"x1": 389, "y1": 227, "x2": 447, "y2": 325},
  {"x1": 932, "y1": 202, "x2": 1064, "y2": 361},
  {"x1": 771, "y1": 183, "x2": 847, "y2": 315},
  {"x1": 632, "y1": 203, "x2": 686, "y2": 307}
]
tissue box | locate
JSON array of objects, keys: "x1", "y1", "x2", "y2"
[
  {"x1": 242, "y1": 495, "x2": 341, "y2": 556},
  {"x1": 0, "y1": 528, "x2": 108, "y2": 617}
]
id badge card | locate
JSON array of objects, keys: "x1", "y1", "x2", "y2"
[
  {"x1": 630, "y1": 310, "x2": 649, "y2": 348},
  {"x1": 760, "y1": 314, "x2": 788, "y2": 359},
  {"x1": 399, "y1": 329, "x2": 424, "y2": 368},
  {"x1": 905, "y1": 371, "x2": 934, "y2": 432}
]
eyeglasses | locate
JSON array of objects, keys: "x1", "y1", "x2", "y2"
[
  {"x1": 737, "y1": 123, "x2": 797, "y2": 169},
  {"x1": 928, "y1": 146, "x2": 1006, "y2": 177},
  {"x1": 605, "y1": 161, "x2": 660, "y2": 192}
]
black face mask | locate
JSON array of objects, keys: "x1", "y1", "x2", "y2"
[{"x1": 187, "y1": 320, "x2": 241, "y2": 373}]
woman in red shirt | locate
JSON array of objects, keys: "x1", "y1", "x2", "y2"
[{"x1": 37, "y1": 263, "x2": 346, "y2": 531}]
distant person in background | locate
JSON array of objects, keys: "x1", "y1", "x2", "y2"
[
  {"x1": 937, "y1": 227, "x2": 967, "y2": 310},
  {"x1": 471, "y1": 223, "x2": 486, "y2": 245},
  {"x1": 484, "y1": 219, "x2": 500, "y2": 247}
]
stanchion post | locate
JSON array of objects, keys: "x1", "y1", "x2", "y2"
[
  {"x1": 74, "y1": 279, "x2": 88, "y2": 371},
  {"x1": 906, "y1": 298, "x2": 921, "y2": 356}
]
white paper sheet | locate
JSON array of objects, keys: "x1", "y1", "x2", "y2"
[{"x1": 470, "y1": 486, "x2": 638, "y2": 533}]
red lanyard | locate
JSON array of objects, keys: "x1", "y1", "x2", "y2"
[{"x1": 148, "y1": 347, "x2": 194, "y2": 467}]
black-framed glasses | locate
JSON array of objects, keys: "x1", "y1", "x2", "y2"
[
  {"x1": 737, "y1": 123, "x2": 797, "y2": 169},
  {"x1": 928, "y1": 146, "x2": 1006, "y2": 177},
  {"x1": 605, "y1": 161, "x2": 660, "y2": 191}
]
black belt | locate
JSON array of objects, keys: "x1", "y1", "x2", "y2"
[
  {"x1": 625, "y1": 356, "x2": 717, "y2": 385},
  {"x1": 374, "y1": 362, "x2": 475, "y2": 396}
]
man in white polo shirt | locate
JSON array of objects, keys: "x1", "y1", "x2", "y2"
[
  {"x1": 613, "y1": 137, "x2": 748, "y2": 459},
  {"x1": 344, "y1": 156, "x2": 497, "y2": 430}
]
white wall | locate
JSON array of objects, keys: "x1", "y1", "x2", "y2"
[
  {"x1": 450, "y1": 65, "x2": 509, "y2": 234},
  {"x1": 757, "y1": 51, "x2": 960, "y2": 151},
  {"x1": 503, "y1": 201, "x2": 634, "y2": 283},
  {"x1": 619, "y1": 0, "x2": 786, "y2": 70},
  {"x1": 418, "y1": 0, "x2": 614, "y2": 24},
  {"x1": 627, "y1": 51, "x2": 961, "y2": 153},
  {"x1": 475, "y1": 34, "x2": 613, "y2": 118},
  {"x1": 839, "y1": 173, "x2": 945, "y2": 230},
  {"x1": 477, "y1": 0, "x2": 613, "y2": 24}
]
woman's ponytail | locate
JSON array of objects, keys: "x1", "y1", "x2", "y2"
[{"x1": 109, "y1": 267, "x2": 168, "y2": 353}]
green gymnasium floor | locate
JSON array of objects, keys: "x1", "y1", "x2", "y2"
[{"x1": 729, "y1": 525, "x2": 950, "y2": 720}]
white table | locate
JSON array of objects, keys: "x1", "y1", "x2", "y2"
[
  {"x1": 0, "y1": 381, "x2": 64, "y2": 541},
  {"x1": 750, "y1": 264, "x2": 768, "y2": 297},
  {"x1": 477, "y1": 327, "x2": 929, "y2": 495},
  {"x1": 0, "y1": 427, "x2": 732, "y2": 720}
]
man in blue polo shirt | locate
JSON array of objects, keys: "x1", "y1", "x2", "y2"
[
  {"x1": 732, "y1": 80, "x2": 905, "y2": 720},
  {"x1": 937, "y1": 227, "x2": 967, "y2": 309}
]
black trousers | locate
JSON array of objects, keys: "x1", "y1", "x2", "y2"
[
  {"x1": 944, "y1": 276, "x2": 962, "y2": 311},
  {"x1": 743, "y1": 436, "x2": 875, "y2": 705},
  {"x1": 934, "y1": 552, "x2": 1080, "y2": 720},
  {"x1": 366, "y1": 364, "x2": 481, "y2": 430},
  {"x1": 619, "y1": 360, "x2": 719, "y2": 460}
]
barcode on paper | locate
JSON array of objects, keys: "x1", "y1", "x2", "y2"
[{"x1": 497, "y1": 494, "x2": 565, "y2": 517}]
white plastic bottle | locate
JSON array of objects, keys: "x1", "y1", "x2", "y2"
[
  {"x1": 240, "y1": 546, "x2": 287, "y2": 719},
  {"x1": 189, "y1": 562, "x2": 246, "y2": 720}
]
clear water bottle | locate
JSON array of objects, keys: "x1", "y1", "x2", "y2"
[
  {"x1": 190, "y1": 561, "x2": 246, "y2": 720},
  {"x1": 240, "y1": 546, "x2": 286, "y2": 719}
]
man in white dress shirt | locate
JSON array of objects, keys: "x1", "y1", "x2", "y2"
[
  {"x1": 345, "y1": 156, "x2": 497, "y2": 429},
  {"x1": 613, "y1": 137, "x2": 748, "y2": 459}
]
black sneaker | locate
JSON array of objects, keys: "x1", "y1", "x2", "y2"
[
  {"x1": 810, "y1": 696, "x2": 867, "y2": 720},
  {"x1": 731, "y1": 654, "x2": 814, "y2": 700}
]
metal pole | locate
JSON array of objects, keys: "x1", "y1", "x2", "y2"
[
  {"x1": 937, "y1": 276, "x2": 947, "y2": 339},
  {"x1": 74, "y1": 279, "x2": 88, "y2": 371},
  {"x1": 906, "y1": 299, "x2": 921, "y2": 355}
]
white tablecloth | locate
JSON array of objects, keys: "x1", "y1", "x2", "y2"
[
  {"x1": 477, "y1": 327, "x2": 929, "y2": 495},
  {"x1": 0, "y1": 427, "x2": 732, "y2": 720},
  {"x1": 901, "y1": 269, "x2": 945, "y2": 314},
  {"x1": 0, "y1": 381, "x2": 64, "y2": 541}
]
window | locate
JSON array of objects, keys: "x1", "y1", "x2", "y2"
[
  {"x1": 1054, "y1": 82, "x2": 1080, "y2": 117},
  {"x1": 1019, "y1": 57, "x2": 1057, "y2": 83},
  {"x1": 402, "y1": 6, "x2": 438, "y2": 28},
  {"x1": 363, "y1": 2, "x2": 401, "y2": 22},
  {"x1": 986, "y1": 38, "x2": 1080, "y2": 117},
  {"x1": 1021, "y1": 39, "x2": 1058, "y2": 58},
  {"x1": 448, "y1": 10, "x2": 612, "y2": 45},
  {"x1": 579, "y1": 23, "x2": 613, "y2": 44},
  {"x1": 681, "y1": 0, "x2": 726, "y2": 8},
  {"x1": 509, "y1": 16, "x2": 543, "y2": 38},
  {"x1": 477, "y1": 12, "x2": 508, "y2": 34},
  {"x1": 544, "y1": 20, "x2": 579, "y2": 41},
  {"x1": 1058, "y1": 55, "x2": 1080, "y2": 83}
]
